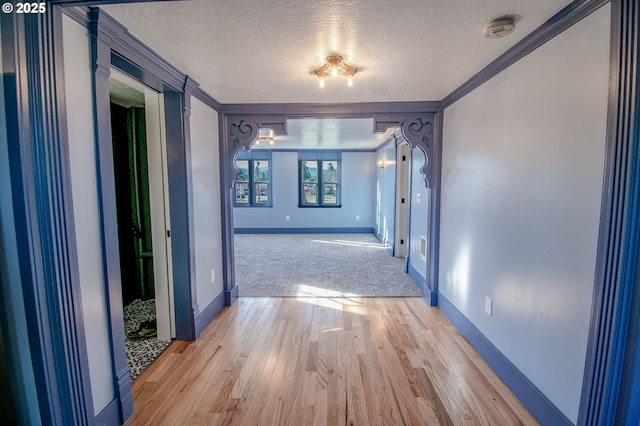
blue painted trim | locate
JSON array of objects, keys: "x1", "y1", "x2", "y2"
[
  {"x1": 89, "y1": 8, "x2": 134, "y2": 424},
  {"x1": 442, "y1": 0, "x2": 609, "y2": 108},
  {"x1": 438, "y1": 294, "x2": 571, "y2": 425},
  {"x1": 192, "y1": 86, "x2": 221, "y2": 112},
  {"x1": 219, "y1": 113, "x2": 238, "y2": 310},
  {"x1": 253, "y1": 148, "x2": 375, "y2": 153},
  {"x1": 3, "y1": 8, "x2": 95, "y2": 424},
  {"x1": 427, "y1": 109, "x2": 443, "y2": 302},
  {"x1": 194, "y1": 291, "x2": 225, "y2": 338},
  {"x1": 94, "y1": 397, "x2": 120, "y2": 426},
  {"x1": 579, "y1": 1, "x2": 640, "y2": 424},
  {"x1": 407, "y1": 262, "x2": 427, "y2": 294},
  {"x1": 220, "y1": 101, "x2": 442, "y2": 116},
  {"x1": 234, "y1": 227, "x2": 375, "y2": 234},
  {"x1": 61, "y1": 6, "x2": 89, "y2": 27},
  {"x1": 165, "y1": 90, "x2": 198, "y2": 341},
  {"x1": 224, "y1": 284, "x2": 239, "y2": 307},
  {"x1": 95, "y1": 9, "x2": 185, "y2": 92}
]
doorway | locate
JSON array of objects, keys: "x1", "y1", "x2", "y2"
[{"x1": 109, "y1": 69, "x2": 174, "y2": 380}]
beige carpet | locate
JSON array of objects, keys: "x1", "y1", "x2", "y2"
[{"x1": 234, "y1": 233, "x2": 423, "y2": 297}]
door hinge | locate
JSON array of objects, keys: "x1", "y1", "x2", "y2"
[
  {"x1": 167, "y1": 230, "x2": 171, "y2": 238},
  {"x1": 400, "y1": 239, "x2": 404, "y2": 244},
  {"x1": 401, "y1": 198, "x2": 405, "y2": 203},
  {"x1": 402, "y1": 155, "x2": 406, "y2": 161}
]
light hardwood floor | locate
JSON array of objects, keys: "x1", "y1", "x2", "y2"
[{"x1": 126, "y1": 298, "x2": 539, "y2": 425}]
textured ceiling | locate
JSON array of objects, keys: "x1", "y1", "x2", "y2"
[
  {"x1": 256, "y1": 118, "x2": 394, "y2": 150},
  {"x1": 101, "y1": 0, "x2": 570, "y2": 104}
]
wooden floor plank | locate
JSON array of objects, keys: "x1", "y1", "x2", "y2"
[{"x1": 125, "y1": 297, "x2": 539, "y2": 426}]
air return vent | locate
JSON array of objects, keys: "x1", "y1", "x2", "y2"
[{"x1": 420, "y1": 236, "x2": 427, "y2": 262}]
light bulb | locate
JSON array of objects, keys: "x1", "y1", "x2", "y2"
[
  {"x1": 318, "y1": 78, "x2": 325, "y2": 88},
  {"x1": 331, "y1": 67, "x2": 338, "y2": 77},
  {"x1": 347, "y1": 77, "x2": 354, "y2": 87},
  {"x1": 269, "y1": 139, "x2": 274, "y2": 145}
]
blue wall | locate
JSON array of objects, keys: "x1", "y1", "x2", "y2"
[{"x1": 233, "y1": 151, "x2": 376, "y2": 231}]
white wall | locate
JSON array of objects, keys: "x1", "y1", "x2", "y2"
[
  {"x1": 440, "y1": 5, "x2": 610, "y2": 422},
  {"x1": 375, "y1": 144, "x2": 396, "y2": 245},
  {"x1": 189, "y1": 98, "x2": 224, "y2": 309},
  {"x1": 62, "y1": 15, "x2": 114, "y2": 416}
]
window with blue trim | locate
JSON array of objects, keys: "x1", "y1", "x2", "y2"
[
  {"x1": 299, "y1": 151, "x2": 341, "y2": 207},
  {"x1": 235, "y1": 151, "x2": 272, "y2": 207}
]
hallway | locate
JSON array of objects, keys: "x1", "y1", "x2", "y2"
[{"x1": 126, "y1": 297, "x2": 536, "y2": 425}]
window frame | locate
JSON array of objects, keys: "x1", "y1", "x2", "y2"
[
  {"x1": 298, "y1": 151, "x2": 342, "y2": 208},
  {"x1": 234, "y1": 151, "x2": 272, "y2": 207}
]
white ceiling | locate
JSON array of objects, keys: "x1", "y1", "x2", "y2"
[
  {"x1": 101, "y1": 0, "x2": 570, "y2": 104},
  {"x1": 256, "y1": 118, "x2": 395, "y2": 150}
]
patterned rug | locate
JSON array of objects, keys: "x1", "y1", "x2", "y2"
[
  {"x1": 123, "y1": 299, "x2": 172, "y2": 380},
  {"x1": 235, "y1": 233, "x2": 424, "y2": 297}
]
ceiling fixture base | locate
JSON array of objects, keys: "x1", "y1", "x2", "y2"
[{"x1": 483, "y1": 18, "x2": 515, "y2": 39}]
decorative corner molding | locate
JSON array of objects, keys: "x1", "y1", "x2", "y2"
[
  {"x1": 373, "y1": 113, "x2": 435, "y2": 188},
  {"x1": 229, "y1": 119, "x2": 261, "y2": 152}
]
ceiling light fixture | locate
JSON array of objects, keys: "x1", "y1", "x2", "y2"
[
  {"x1": 314, "y1": 55, "x2": 358, "y2": 88},
  {"x1": 255, "y1": 128, "x2": 275, "y2": 146}
]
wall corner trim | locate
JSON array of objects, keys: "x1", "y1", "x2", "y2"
[
  {"x1": 441, "y1": 0, "x2": 610, "y2": 108},
  {"x1": 438, "y1": 294, "x2": 572, "y2": 425}
]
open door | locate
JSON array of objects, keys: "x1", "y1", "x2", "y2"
[
  {"x1": 394, "y1": 142, "x2": 410, "y2": 258},
  {"x1": 110, "y1": 69, "x2": 174, "y2": 342}
]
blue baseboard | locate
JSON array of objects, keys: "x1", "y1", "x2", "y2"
[
  {"x1": 94, "y1": 397, "x2": 120, "y2": 426},
  {"x1": 195, "y1": 291, "x2": 225, "y2": 338},
  {"x1": 407, "y1": 262, "x2": 427, "y2": 291},
  {"x1": 224, "y1": 284, "x2": 239, "y2": 306},
  {"x1": 234, "y1": 227, "x2": 375, "y2": 234},
  {"x1": 407, "y1": 262, "x2": 437, "y2": 305},
  {"x1": 438, "y1": 294, "x2": 572, "y2": 426}
]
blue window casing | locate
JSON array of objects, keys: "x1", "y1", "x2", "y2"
[
  {"x1": 298, "y1": 151, "x2": 341, "y2": 208},
  {"x1": 234, "y1": 150, "x2": 272, "y2": 207}
]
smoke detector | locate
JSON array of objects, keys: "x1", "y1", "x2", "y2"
[{"x1": 483, "y1": 18, "x2": 515, "y2": 39}]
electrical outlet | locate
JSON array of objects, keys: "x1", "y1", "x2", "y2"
[
  {"x1": 210, "y1": 269, "x2": 215, "y2": 283},
  {"x1": 355, "y1": 215, "x2": 360, "y2": 221},
  {"x1": 285, "y1": 215, "x2": 290, "y2": 221},
  {"x1": 485, "y1": 296, "x2": 492, "y2": 316}
]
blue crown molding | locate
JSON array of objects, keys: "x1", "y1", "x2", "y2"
[
  {"x1": 220, "y1": 101, "x2": 441, "y2": 116},
  {"x1": 579, "y1": 0, "x2": 640, "y2": 424},
  {"x1": 92, "y1": 8, "x2": 185, "y2": 91},
  {"x1": 61, "y1": 6, "x2": 90, "y2": 26},
  {"x1": 2, "y1": 8, "x2": 94, "y2": 424},
  {"x1": 52, "y1": 0, "x2": 177, "y2": 5},
  {"x1": 439, "y1": 295, "x2": 572, "y2": 425},
  {"x1": 193, "y1": 86, "x2": 221, "y2": 112},
  {"x1": 442, "y1": 0, "x2": 610, "y2": 108}
]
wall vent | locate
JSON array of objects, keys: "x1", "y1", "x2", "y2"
[{"x1": 420, "y1": 236, "x2": 427, "y2": 262}]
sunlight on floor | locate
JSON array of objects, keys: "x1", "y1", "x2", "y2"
[
  {"x1": 310, "y1": 239, "x2": 391, "y2": 249},
  {"x1": 295, "y1": 284, "x2": 359, "y2": 298},
  {"x1": 295, "y1": 296, "x2": 365, "y2": 314}
]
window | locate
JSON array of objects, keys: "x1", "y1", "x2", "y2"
[
  {"x1": 299, "y1": 152, "x2": 341, "y2": 207},
  {"x1": 234, "y1": 151, "x2": 271, "y2": 206}
]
